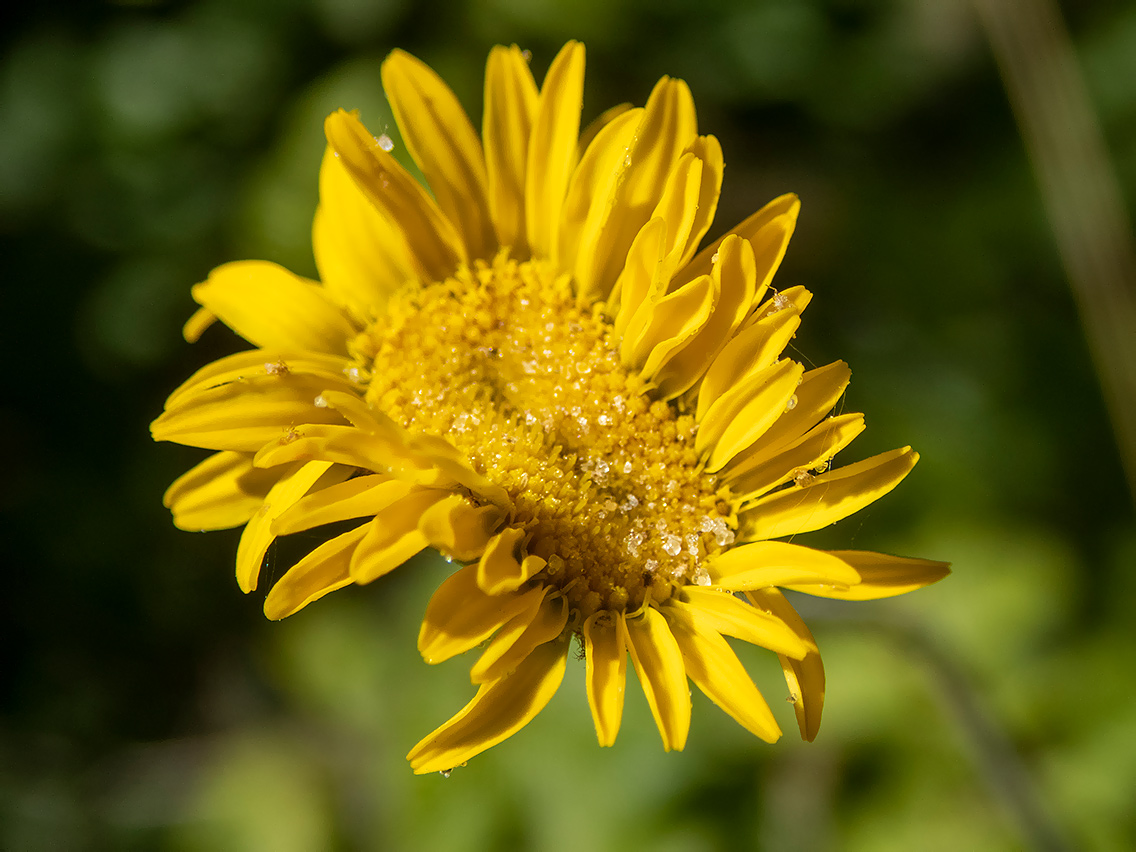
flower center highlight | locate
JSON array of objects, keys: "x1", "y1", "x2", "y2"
[{"x1": 356, "y1": 256, "x2": 736, "y2": 618}]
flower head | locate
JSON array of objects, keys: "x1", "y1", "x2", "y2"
[{"x1": 152, "y1": 42, "x2": 948, "y2": 774}]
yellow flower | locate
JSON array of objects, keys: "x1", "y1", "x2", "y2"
[{"x1": 152, "y1": 42, "x2": 948, "y2": 774}]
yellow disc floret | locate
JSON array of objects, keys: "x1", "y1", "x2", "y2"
[{"x1": 357, "y1": 255, "x2": 736, "y2": 617}]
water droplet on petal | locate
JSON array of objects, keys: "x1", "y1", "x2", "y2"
[{"x1": 377, "y1": 134, "x2": 394, "y2": 152}]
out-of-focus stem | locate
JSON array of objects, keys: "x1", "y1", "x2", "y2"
[{"x1": 973, "y1": 0, "x2": 1136, "y2": 508}]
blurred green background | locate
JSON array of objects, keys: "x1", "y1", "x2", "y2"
[{"x1": 3, "y1": 0, "x2": 1135, "y2": 849}]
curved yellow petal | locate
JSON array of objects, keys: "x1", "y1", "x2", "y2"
[
  {"x1": 163, "y1": 451, "x2": 278, "y2": 531},
  {"x1": 739, "y1": 360, "x2": 852, "y2": 463},
  {"x1": 348, "y1": 489, "x2": 443, "y2": 584},
  {"x1": 574, "y1": 76, "x2": 698, "y2": 299},
  {"x1": 272, "y1": 475, "x2": 414, "y2": 535},
  {"x1": 418, "y1": 564, "x2": 544, "y2": 664},
  {"x1": 577, "y1": 101, "x2": 633, "y2": 155},
  {"x1": 622, "y1": 274, "x2": 715, "y2": 375},
  {"x1": 234, "y1": 460, "x2": 339, "y2": 593},
  {"x1": 748, "y1": 588, "x2": 824, "y2": 741},
  {"x1": 151, "y1": 376, "x2": 350, "y2": 453},
  {"x1": 696, "y1": 358, "x2": 804, "y2": 466},
  {"x1": 263, "y1": 523, "x2": 368, "y2": 620},
  {"x1": 418, "y1": 493, "x2": 505, "y2": 562},
  {"x1": 624, "y1": 606, "x2": 690, "y2": 752},
  {"x1": 190, "y1": 261, "x2": 356, "y2": 355},
  {"x1": 738, "y1": 447, "x2": 919, "y2": 541},
  {"x1": 663, "y1": 602, "x2": 781, "y2": 742},
  {"x1": 483, "y1": 44, "x2": 539, "y2": 253},
  {"x1": 526, "y1": 41, "x2": 585, "y2": 259},
  {"x1": 471, "y1": 592, "x2": 568, "y2": 683},
  {"x1": 324, "y1": 108, "x2": 464, "y2": 283},
  {"x1": 788, "y1": 551, "x2": 950, "y2": 601},
  {"x1": 707, "y1": 541, "x2": 861, "y2": 591},
  {"x1": 653, "y1": 234, "x2": 755, "y2": 399},
  {"x1": 182, "y1": 306, "x2": 216, "y2": 343},
  {"x1": 477, "y1": 527, "x2": 545, "y2": 595},
  {"x1": 313, "y1": 147, "x2": 414, "y2": 317},
  {"x1": 611, "y1": 217, "x2": 668, "y2": 338},
  {"x1": 162, "y1": 349, "x2": 357, "y2": 410},
  {"x1": 383, "y1": 50, "x2": 495, "y2": 262},
  {"x1": 675, "y1": 587, "x2": 807, "y2": 659},
  {"x1": 676, "y1": 134, "x2": 724, "y2": 269},
  {"x1": 583, "y1": 611, "x2": 627, "y2": 747},
  {"x1": 727, "y1": 413, "x2": 865, "y2": 500},
  {"x1": 407, "y1": 638, "x2": 568, "y2": 774}
]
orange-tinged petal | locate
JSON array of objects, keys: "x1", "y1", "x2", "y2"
[
  {"x1": 707, "y1": 541, "x2": 861, "y2": 590},
  {"x1": 788, "y1": 551, "x2": 950, "y2": 600},
  {"x1": 748, "y1": 588, "x2": 824, "y2": 741},
  {"x1": 163, "y1": 451, "x2": 278, "y2": 531},
  {"x1": 624, "y1": 606, "x2": 690, "y2": 751},
  {"x1": 526, "y1": 41, "x2": 585, "y2": 259},
  {"x1": 675, "y1": 587, "x2": 807, "y2": 659},
  {"x1": 738, "y1": 447, "x2": 919, "y2": 541},
  {"x1": 583, "y1": 611, "x2": 627, "y2": 747},
  {"x1": 418, "y1": 564, "x2": 544, "y2": 664},
  {"x1": 324, "y1": 109, "x2": 464, "y2": 283},
  {"x1": 663, "y1": 602, "x2": 781, "y2": 742},
  {"x1": 263, "y1": 523, "x2": 368, "y2": 620},
  {"x1": 471, "y1": 592, "x2": 568, "y2": 683},
  {"x1": 190, "y1": 261, "x2": 356, "y2": 355},
  {"x1": 383, "y1": 49, "x2": 495, "y2": 262},
  {"x1": 483, "y1": 44, "x2": 539, "y2": 253},
  {"x1": 407, "y1": 638, "x2": 568, "y2": 774}
]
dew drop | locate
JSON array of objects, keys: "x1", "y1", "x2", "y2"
[
  {"x1": 376, "y1": 134, "x2": 394, "y2": 152},
  {"x1": 692, "y1": 566, "x2": 711, "y2": 586},
  {"x1": 785, "y1": 395, "x2": 798, "y2": 411},
  {"x1": 597, "y1": 414, "x2": 612, "y2": 426},
  {"x1": 711, "y1": 251, "x2": 720, "y2": 263},
  {"x1": 314, "y1": 394, "x2": 329, "y2": 408},
  {"x1": 622, "y1": 460, "x2": 633, "y2": 474},
  {"x1": 662, "y1": 534, "x2": 682, "y2": 557},
  {"x1": 439, "y1": 769, "x2": 452, "y2": 778}
]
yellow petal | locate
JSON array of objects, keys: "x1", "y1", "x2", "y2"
[
  {"x1": 663, "y1": 602, "x2": 781, "y2": 742},
  {"x1": 624, "y1": 606, "x2": 690, "y2": 752},
  {"x1": 748, "y1": 588, "x2": 824, "y2": 741},
  {"x1": 253, "y1": 424, "x2": 405, "y2": 474},
  {"x1": 272, "y1": 475, "x2": 415, "y2": 535},
  {"x1": 695, "y1": 288, "x2": 809, "y2": 423},
  {"x1": 738, "y1": 447, "x2": 919, "y2": 541},
  {"x1": 324, "y1": 109, "x2": 464, "y2": 283},
  {"x1": 471, "y1": 592, "x2": 568, "y2": 683},
  {"x1": 383, "y1": 50, "x2": 495, "y2": 262},
  {"x1": 418, "y1": 493, "x2": 505, "y2": 562},
  {"x1": 577, "y1": 101, "x2": 633, "y2": 154},
  {"x1": 151, "y1": 375, "x2": 349, "y2": 453},
  {"x1": 526, "y1": 41, "x2": 585, "y2": 259},
  {"x1": 483, "y1": 44, "x2": 539, "y2": 253},
  {"x1": 407, "y1": 638, "x2": 568, "y2": 774},
  {"x1": 707, "y1": 541, "x2": 861, "y2": 590},
  {"x1": 477, "y1": 527, "x2": 545, "y2": 595},
  {"x1": 739, "y1": 360, "x2": 852, "y2": 464},
  {"x1": 622, "y1": 274, "x2": 715, "y2": 375},
  {"x1": 349, "y1": 489, "x2": 443, "y2": 584},
  {"x1": 560, "y1": 108, "x2": 644, "y2": 280},
  {"x1": 675, "y1": 587, "x2": 807, "y2": 659},
  {"x1": 697, "y1": 358, "x2": 804, "y2": 468},
  {"x1": 162, "y1": 349, "x2": 357, "y2": 410},
  {"x1": 190, "y1": 261, "x2": 356, "y2": 355},
  {"x1": 163, "y1": 451, "x2": 278, "y2": 531},
  {"x1": 574, "y1": 76, "x2": 698, "y2": 299},
  {"x1": 313, "y1": 147, "x2": 414, "y2": 317},
  {"x1": 676, "y1": 193, "x2": 800, "y2": 288},
  {"x1": 418, "y1": 564, "x2": 544, "y2": 664},
  {"x1": 675, "y1": 134, "x2": 724, "y2": 269},
  {"x1": 653, "y1": 234, "x2": 755, "y2": 399},
  {"x1": 234, "y1": 461, "x2": 338, "y2": 593},
  {"x1": 182, "y1": 306, "x2": 216, "y2": 343},
  {"x1": 583, "y1": 611, "x2": 627, "y2": 747},
  {"x1": 611, "y1": 217, "x2": 668, "y2": 338},
  {"x1": 727, "y1": 413, "x2": 866, "y2": 501},
  {"x1": 788, "y1": 551, "x2": 950, "y2": 601},
  {"x1": 263, "y1": 523, "x2": 368, "y2": 620}
]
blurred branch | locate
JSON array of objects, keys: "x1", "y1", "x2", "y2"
[
  {"x1": 811, "y1": 604, "x2": 1073, "y2": 852},
  {"x1": 972, "y1": 0, "x2": 1136, "y2": 508}
]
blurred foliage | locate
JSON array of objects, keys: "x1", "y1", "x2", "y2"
[{"x1": 2, "y1": 0, "x2": 1135, "y2": 850}]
